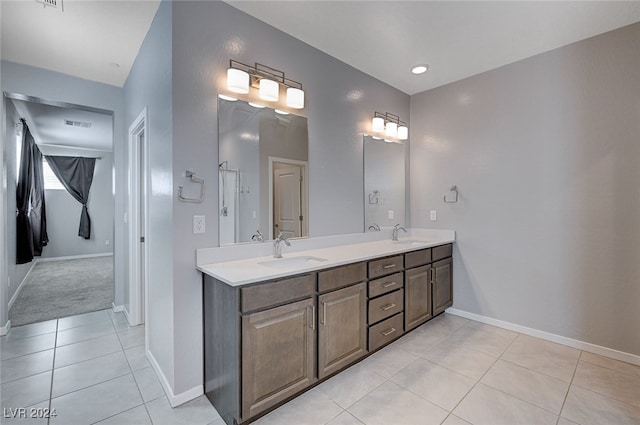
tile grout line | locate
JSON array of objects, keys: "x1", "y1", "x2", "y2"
[
  {"x1": 438, "y1": 328, "x2": 520, "y2": 425},
  {"x1": 47, "y1": 319, "x2": 59, "y2": 425},
  {"x1": 555, "y1": 350, "x2": 582, "y2": 425}
]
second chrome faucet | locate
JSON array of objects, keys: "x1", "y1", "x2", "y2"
[
  {"x1": 392, "y1": 224, "x2": 407, "y2": 241},
  {"x1": 273, "y1": 231, "x2": 291, "y2": 258}
]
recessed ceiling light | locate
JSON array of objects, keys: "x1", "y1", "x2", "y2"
[{"x1": 411, "y1": 64, "x2": 429, "y2": 75}]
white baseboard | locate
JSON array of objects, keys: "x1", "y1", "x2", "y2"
[
  {"x1": 8, "y1": 261, "x2": 38, "y2": 310},
  {"x1": 0, "y1": 320, "x2": 11, "y2": 336},
  {"x1": 112, "y1": 303, "x2": 124, "y2": 313},
  {"x1": 37, "y1": 252, "x2": 113, "y2": 263},
  {"x1": 447, "y1": 308, "x2": 640, "y2": 367},
  {"x1": 146, "y1": 348, "x2": 203, "y2": 407}
]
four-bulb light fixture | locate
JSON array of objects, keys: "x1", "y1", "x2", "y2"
[
  {"x1": 226, "y1": 60, "x2": 304, "y2": 109},
  {"x1": 371, "y1": 112, "x2": 408, "y2": 141}
]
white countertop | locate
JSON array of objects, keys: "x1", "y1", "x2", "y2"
[{"x1": 197, "y1": 229, "x2": 455, "y2": 286}]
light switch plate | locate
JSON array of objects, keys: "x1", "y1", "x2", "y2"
[
  {"x1": 387, "y1": 209, "x2": 394, "y2": 220},
  {"x1": 193, "y1": 215, "x2": 206, "y2": 234},
  {"x1": 430, "y1": 210, "x2": 437, "y2": 221}
]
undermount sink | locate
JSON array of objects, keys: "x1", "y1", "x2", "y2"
[
  {"x1": 258, "y1": 255, "x2": 328, "y2": 269},
  {"x1": 392, "y1": 239, "x2": 428, "y2": 246}
]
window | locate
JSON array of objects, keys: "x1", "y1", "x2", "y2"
[{"x1": 43, "y1": 159, "x2": 65, "y2": 190}]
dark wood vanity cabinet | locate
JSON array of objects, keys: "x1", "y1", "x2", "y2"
[
  {"x1": 404, "y1": 244, "x2": 453, "y2": 331},
  {"x1": 317, "y1": 282, "x2": 367, "y2": 378},
  {"x1": 203, "y1": 243, "x2": 453, "y2": 425},
  {"x1": 241, "y1": 298, "x2": 316, "y2": 419}
]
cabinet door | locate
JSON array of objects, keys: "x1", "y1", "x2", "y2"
[
  {"x1": 433, "y1": 258, "x2": 453, "y2": 316},
  {"x1": 241, "y1": 298, "x2": 316, "y2": 420},
  {"x1": 404, "y1": 265, "x2": 432, "y2": 331},
  {"x1": 318, "y1": 282, "x2": 366, "y2": 379}
]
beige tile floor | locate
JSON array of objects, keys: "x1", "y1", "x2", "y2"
[
  {"x1": 0, "y1": 309, "x2": 222, "y2": 425},
  {"x1": 2, "y1": 310, "x2": 639, "y2": 424},
  {"x1": 254, "y1": 313, "x2": 640, "y2": 425}
]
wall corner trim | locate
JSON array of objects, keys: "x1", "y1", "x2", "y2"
[
  {"x1": 0, "y1": 320, "x2": 11, "y2": 336},
  {"x1": 446, "y1": 308, "x2": 640, "y2": 367},
  {"x1": 146, "y1": 347, "x2": 203, "y2": 407},
  {"x1": 8, "y1": 261, "x2": 38, "y2": 309}
]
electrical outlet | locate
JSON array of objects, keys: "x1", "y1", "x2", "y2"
[
  {"x1": 430, "y1": 210, "x2": 437, "y2": 221},
  {"x1": 193, "y1": 215, "x2": 206, "y2": 234},
  {"x1": 105, "y1": 239, "x2": 110, "y2": 246}
]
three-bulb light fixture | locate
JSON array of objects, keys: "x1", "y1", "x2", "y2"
[
  {"x1": 371, "y1": 112, "x2": 408, "y2": 141},
  {"x1": 226, "y1": 60, "x2": 304, "y2": 109}
]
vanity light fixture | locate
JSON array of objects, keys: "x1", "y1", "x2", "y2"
[
  {"x1": 226, "y1": 60, "x2": 305, "y2": 109},
  {"x1": 248, "y1": 102, "x2": 266, "y2": 109},
  {"x1": 218, "y1": 94, "x2": 238, "y2": 102},
  {"x1": 371, "y1": 111, "x2": 408, "y2": 141},
  {"x1": 274, "y1": 109, "x2": 290, "y2": 115}
]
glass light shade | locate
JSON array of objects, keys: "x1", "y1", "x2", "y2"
[
  {"x1": 248, "y1": 102, "x2": 266, "y2": 109},
  {"x1": 397, "y1": 125, "x2": 408, "y2": 140},
  {"x1": 385, "y1": 122, "x2": 398, "y2": 138},
  {"x1": 372, "y1": 117, "x2": 385, "y2": 133},
  {"x1": 218, "y1": 94, "x2": 237, "y2": 102},
  {"x1": 275, "y1": 109, "x2": 289, "y2": 115},
  {"x1": 259, "y1": 78, "x2": 279, "y2": 101},
  {"x1": 286, "y1": 87, "x2": 305, "y2": 109},
  {"x1": 227, "y1": 68, "x2": 249, "y2": 94}
]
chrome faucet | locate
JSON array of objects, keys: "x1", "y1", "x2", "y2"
[
  {"x1": 368, "y1": 223, "x2": 381, "y2": 232},
  {"x1": 251, "y1": 230, "x2": 264, "y2": 242},
  {"x1": 392, "y1": 224, "x2": 408, "y2": 241},
  {"x1": 273, "y1": 231, "x2": 291, "y2": 258}
]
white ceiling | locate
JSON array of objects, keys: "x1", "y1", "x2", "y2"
[
  {"x1": 1, "y1": 0, "x2": 160, "y2": 87},
  {"x1": 2, "y1": 1, "x2": 639, "y2": 94},
  {"x1": 11, "y1": 98, "x2": 113, "y2": 156},
  {"x1": 227, "y1": 1, "x2": 640, "y2": 94}
]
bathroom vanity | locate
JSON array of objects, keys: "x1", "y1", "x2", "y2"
[{"x1": 198, "y1": 231, "x2": 454, "y2": 425}]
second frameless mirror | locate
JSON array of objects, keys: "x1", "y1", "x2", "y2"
[
  {"x1": 364, "y1": 135, "x2": 406, "y2": 232},
  {"x1": 218, "y1": 98, "x2": 309, "y2": 245}
]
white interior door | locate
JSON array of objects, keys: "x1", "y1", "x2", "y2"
[
  {"x1": 273, "y1": 166, "x2": 302, "y2": 238},
  {"x1": 138, "y1": 131, "x2": 146, "y2": 321}
]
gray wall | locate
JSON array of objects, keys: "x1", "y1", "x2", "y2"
[
  {"x1": 42, "y1": 152, "x2": 114, "y2": 258},
  {"x1": 170, "y1": 1, "x2": 409, "y2": 395},
  {"x1": 410, "y1": 22, "x2": 640, "y2": 356},
  {"x1": 1, "y1": 61, "x2": 126, "y2": 317},
  {"x1": 123, "y1": 0, "x2": 174, "y2": 389}
]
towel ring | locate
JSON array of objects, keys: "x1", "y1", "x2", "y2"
[{"x1": 178, "y1": 170, "x2": 205, "y2": 203}]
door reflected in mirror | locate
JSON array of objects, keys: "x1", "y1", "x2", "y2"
[
  {"x1": 218, "y1": 98, "x2": 309, "y2": 245},
  {"x1": 363, "y1": 136, "x2": 406, "y2": 232}
]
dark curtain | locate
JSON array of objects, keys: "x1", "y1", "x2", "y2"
[
  {"x1": 45, "y1": 156, "x2": 96, "y2": 239},
  {"x1": 16, "y1": 119, "x2": 48, "y2": 264}
]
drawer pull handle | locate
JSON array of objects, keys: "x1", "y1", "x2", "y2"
[
  {"x1": 382, "y1": 328, "x2": 397, "y2": 336},
  {"x1": 382, "y1": 264, "x2": 397, "y2": 269},
  {"x1": 382, "y1": 281, "x2": 397, "y2": 288},
  {"x1": 310, "y1": 305, "x2": 315, "y2": 330},
  {"x1": 381, "y1": 303, "x2": 396, "y2": 311},
  {"x1": 321, "y1": 302, "x2": 326, "y2": 325}
]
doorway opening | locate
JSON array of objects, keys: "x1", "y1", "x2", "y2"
[
  {"x1": 3, "y1": 92, "x2": 116, "y2": 327},
  {"x1": 127, "y1": 108, "x2": 148, "y2": 327}
]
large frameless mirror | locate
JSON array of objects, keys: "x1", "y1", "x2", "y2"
[
  {"x1": 218, "y1": 98, "x2": 309, "y2": 245},
  {"x1": 363, "y1": 135, "x2": 406, "y2": 232}
]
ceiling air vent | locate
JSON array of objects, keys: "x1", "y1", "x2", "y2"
[
  {"x1": 35, "y1": 0, "x2": 63, "y2": 11},
  {"x1": 65, "y1": 120, "x2": 92, "y2": 129}
]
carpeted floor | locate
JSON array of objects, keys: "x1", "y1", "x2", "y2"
[{"x1": 9, "y1": 256, "x2": 114, "y2": 327}]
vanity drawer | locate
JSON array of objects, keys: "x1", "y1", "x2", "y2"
[
  {"x1": 368, "y1": 255, "x2": 404, "y2": 279},
  {"x1": 368, "y1": 313, "x2": 403, "y2": 352},
  {"x1": 368, "y1": 289, "x2": 404, "y2": 325},
  {"x1": 241, "y1": 274, "x2": 316, "y2": 313},
  {"x1": 432, "y1": 244, "x2": 452, "y2": 262},
  {"x1": 318, "y1": 262, "x2": 366, "y2": 293},
  {"x1": 368, "y1": 273, "x2": 403, "y2": 298},
  {"x1": 405, "y1": 248, "x2": 432, "y2": 269}
]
